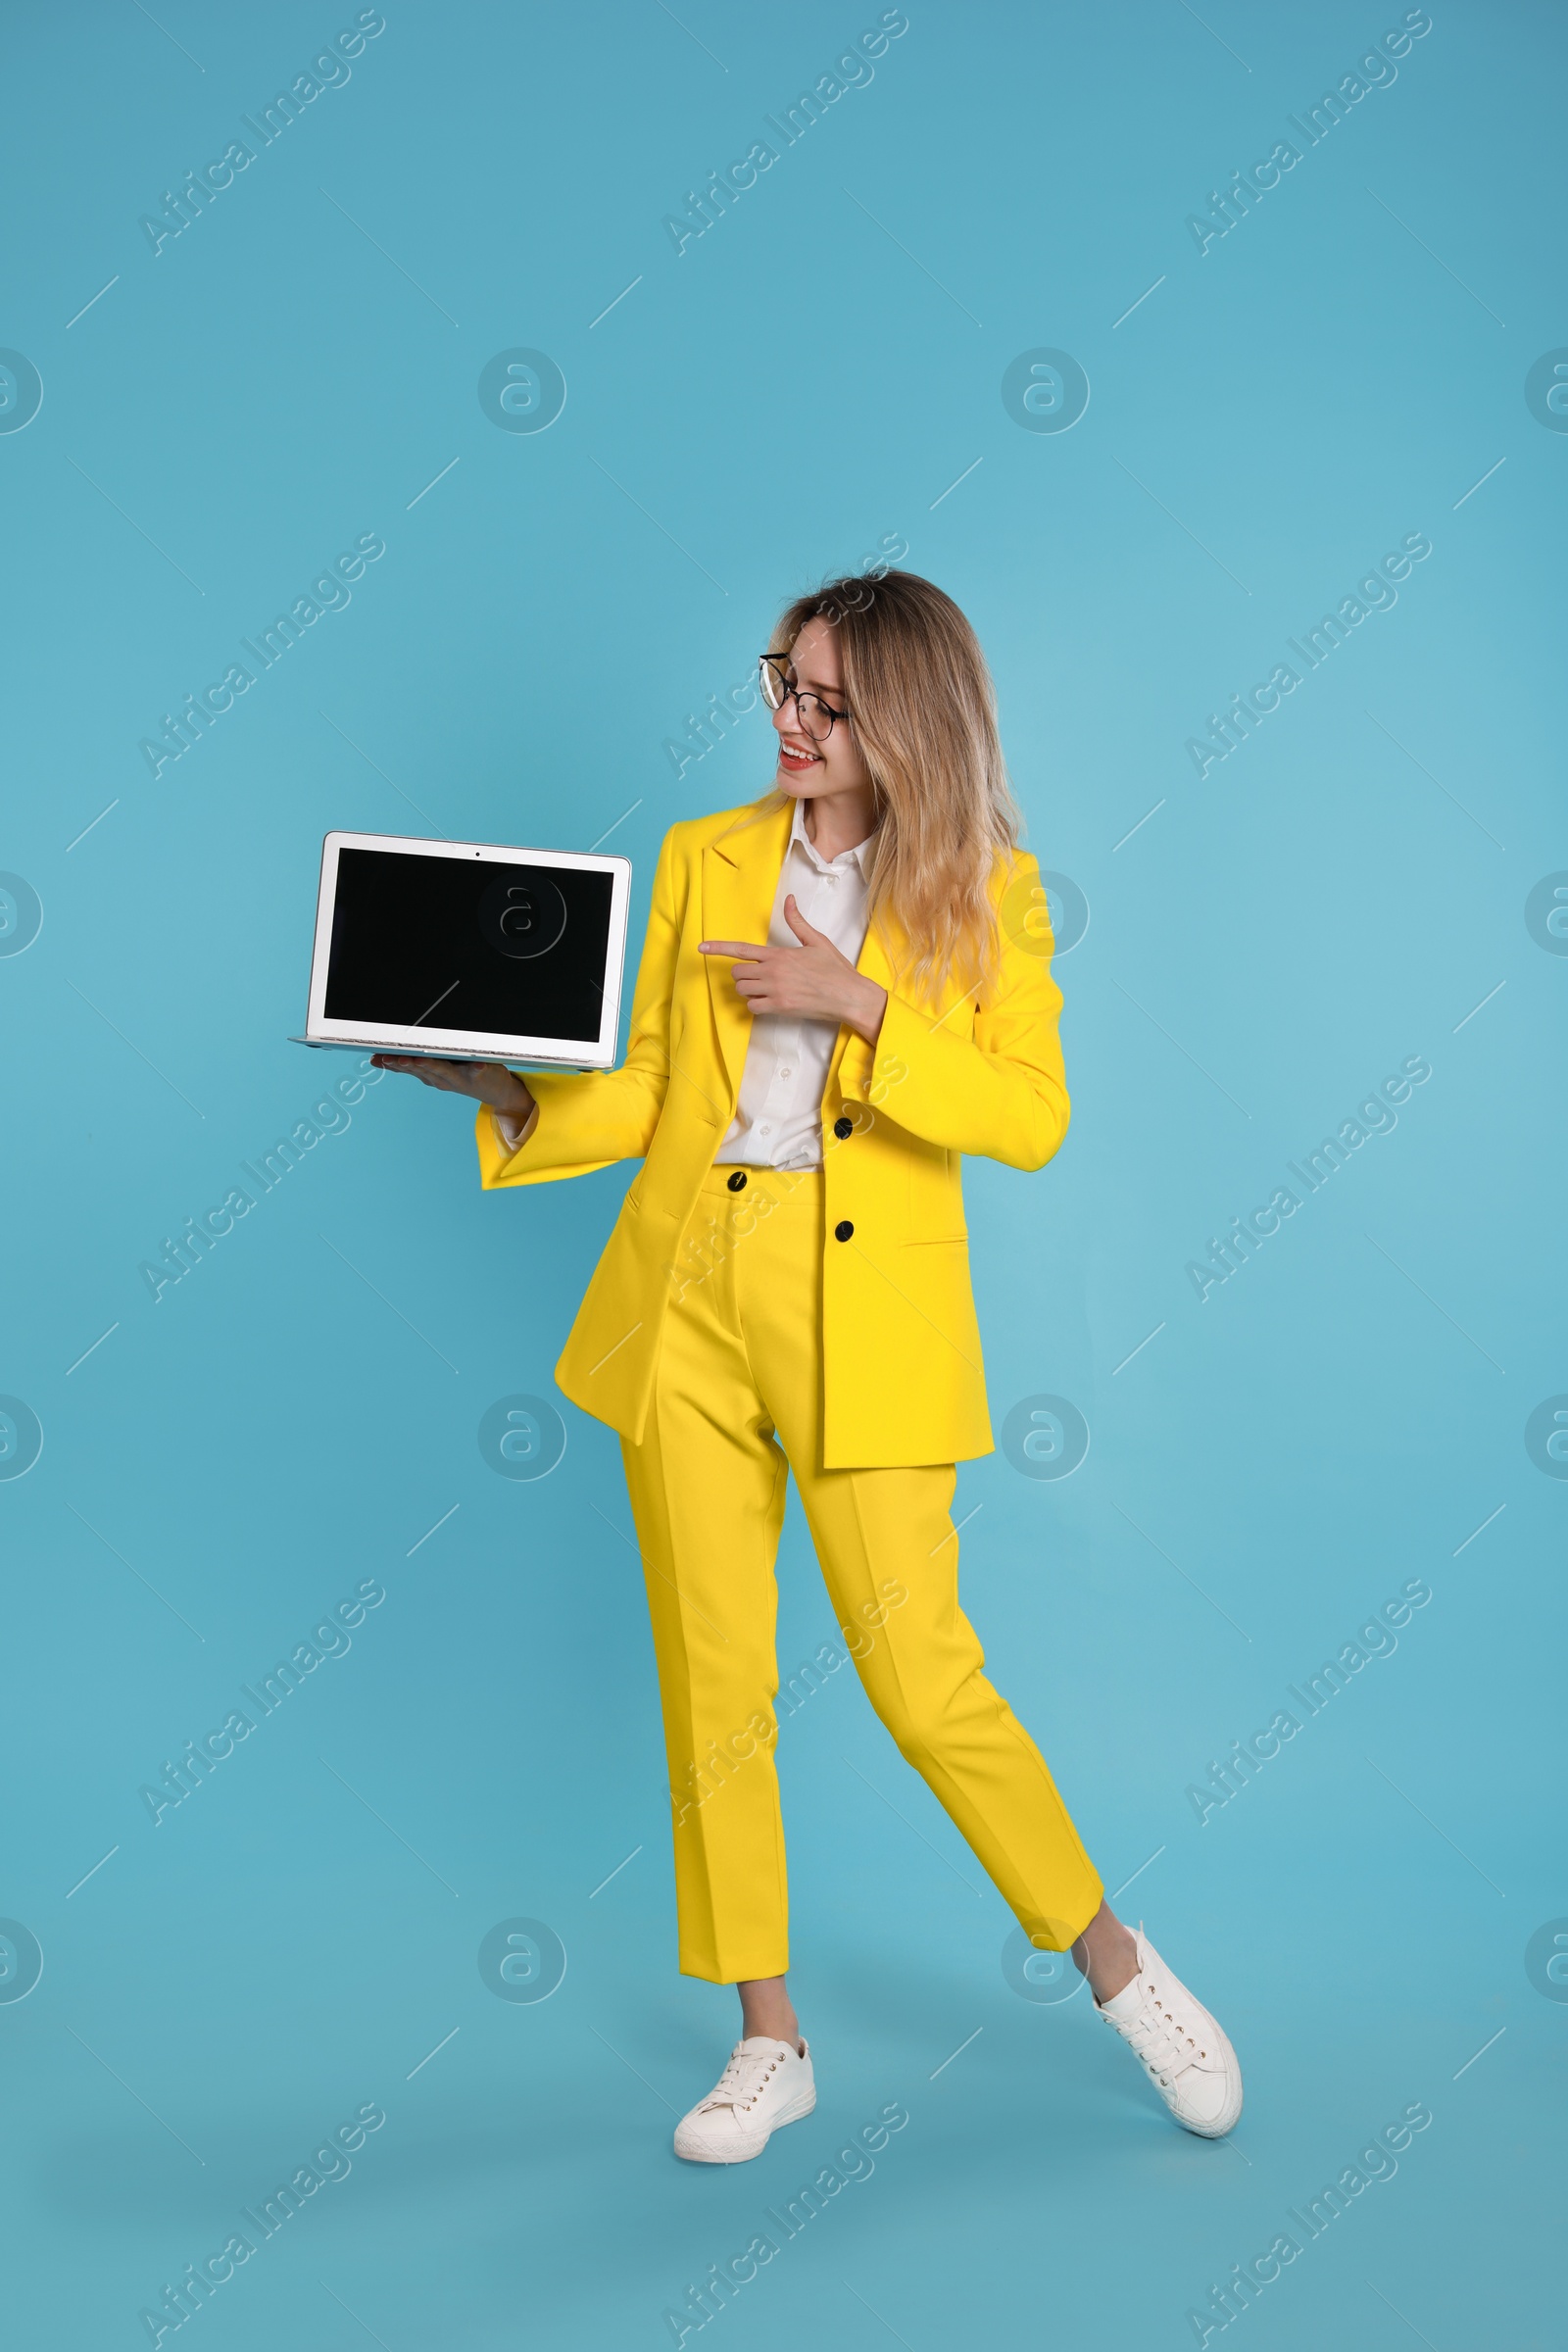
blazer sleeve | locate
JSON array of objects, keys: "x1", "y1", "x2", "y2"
[
  {"x1": 475, "y1": 824, "x2": 682, "y2": 1189},
  {"x1": 837, "y1": 851, "x2": 1071, "y2": 1173}
]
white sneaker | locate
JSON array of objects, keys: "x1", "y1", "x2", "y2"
[
  {"x1": 1096, "y1": 1930, "x2": 1243, "y2": 2138},
  {"x1": 672, "y1": 2034, "x2": 816, "y2": 2164}
]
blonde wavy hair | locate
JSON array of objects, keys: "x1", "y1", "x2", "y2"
[{"x1": 754, "y1": 568, "x2": 1024, "y2": 1004}]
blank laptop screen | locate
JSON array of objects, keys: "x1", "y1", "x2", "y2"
[{"x1": 323, "y1": 849, "x2": 615, "y2": 1045}]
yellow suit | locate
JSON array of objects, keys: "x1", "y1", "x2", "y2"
[
  {"x1": 474, "y1": 798, "x2": 1103, "y2": 1984},
  {"x1": 475, "y1": 796, "x2": 1071, "y2": 1467}
]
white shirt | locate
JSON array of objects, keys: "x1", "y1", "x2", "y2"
[
  {"x1": 714, "y1": 798, "x2": 878, "y2": 1171},
  {"x1": 493, "y1": 800, "x2": 877, "y2": 1167}
]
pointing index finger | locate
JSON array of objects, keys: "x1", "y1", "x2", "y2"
[{"x1": 698, "y1": 939, "x2": 772, "y2": 957}]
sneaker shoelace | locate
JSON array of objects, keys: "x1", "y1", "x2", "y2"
[
  {"x1": 1105, "y1": 1981, "x2": 1208, "y2": 2089},
  {"x1": 695, "y1": 2045, "x2": 785, "y2": 2116}
]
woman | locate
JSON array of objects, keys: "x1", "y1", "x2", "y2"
[{"x1": 374, "y1": 570, "x2": 1242, "y2": 2159}]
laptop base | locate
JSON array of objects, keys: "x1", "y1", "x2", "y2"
[{"x1": 288, "y1": 1036, "x2": 590, "y2": 1070}]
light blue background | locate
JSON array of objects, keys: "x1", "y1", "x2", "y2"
[{"x1": 2, "y1": 3, "x2": 1562, "y2": 2345}]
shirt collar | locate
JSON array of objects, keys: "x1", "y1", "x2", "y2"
[{"x1": 789, "y1": 794, "x2": 879, "y2": 879}]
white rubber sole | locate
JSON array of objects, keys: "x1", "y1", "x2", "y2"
[{"x1": 673, "y1": 2083, "x2": 817, "y2": 2165}]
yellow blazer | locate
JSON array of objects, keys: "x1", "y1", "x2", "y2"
[{"x1": 475, "y1": 797, "x2": 1069, "y2": 1467}]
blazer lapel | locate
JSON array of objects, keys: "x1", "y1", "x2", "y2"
[
  {"x1": 831, "y1": 909, "x2": 975, "y2": 1105},
  {"x1": 701, "y1": 800, "x2": 795, "y2": 1111},
  {"x1": 828, "y1": 905, "x2": 899, "y2": 1102}
]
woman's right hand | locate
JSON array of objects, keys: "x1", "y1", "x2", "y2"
[{"x1": 371, "y1": 1055, "x2": 536, "y2": 1121}]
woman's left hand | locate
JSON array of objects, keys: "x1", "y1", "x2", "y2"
[{"x1": 700, "y1": 895, "x2": 887, "y2": 1046}]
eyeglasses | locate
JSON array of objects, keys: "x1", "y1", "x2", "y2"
[{"x1": 758, "y1": 655, "x2": 849, "y2": 742}]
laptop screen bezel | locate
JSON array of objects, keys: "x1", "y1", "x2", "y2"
[{"x1": 304, "y1": 831, "x2": 633, "y2": 1067}]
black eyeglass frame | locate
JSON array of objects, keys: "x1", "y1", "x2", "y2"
[{"x1": 757, "y1": 654, "x2": 850, "y2": 741}]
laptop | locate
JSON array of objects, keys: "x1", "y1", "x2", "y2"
[{"x1": 291, "y1": 830, "x2": 633, "y2": 1069}]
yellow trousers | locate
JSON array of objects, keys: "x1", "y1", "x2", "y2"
[{"x1": 619, "y1": 1162, "x2": 1104, "y2": 1983}]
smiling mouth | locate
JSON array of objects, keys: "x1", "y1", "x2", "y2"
[{"x1": 777, "y1": 743, "x2": 822, "y2": 772}]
